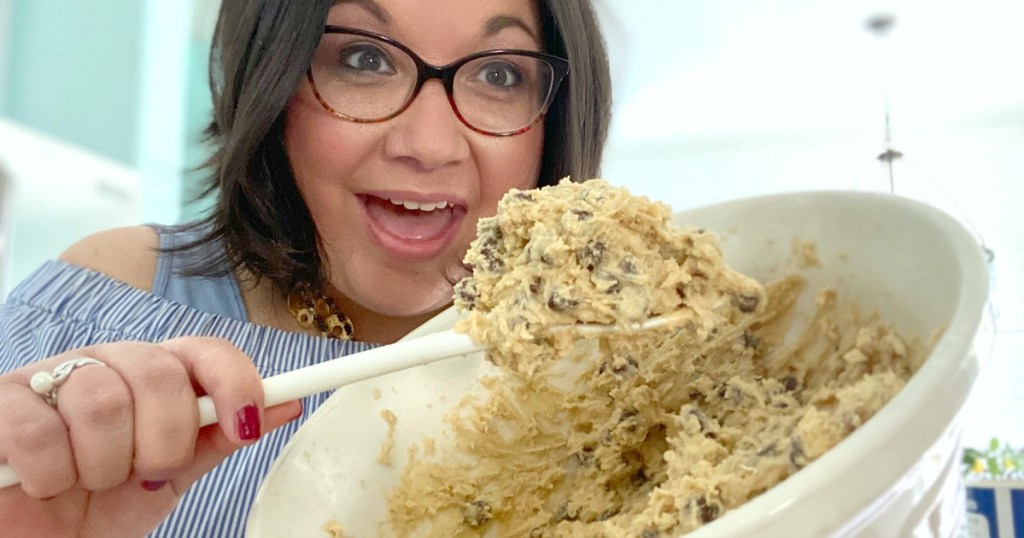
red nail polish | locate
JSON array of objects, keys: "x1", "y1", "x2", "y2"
[
  {"x1": 236, "y1": 403, "x2": 262, "y2": 440},
  {"x1": 141, "y1": 480, "x2": 168, "y2": 492}
]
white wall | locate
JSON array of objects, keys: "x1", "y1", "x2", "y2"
[
  {"x1": 0, "y1": 0, "x2": 10, "y2": 109},
  {"x1": 0, "y1": 0, "x2": 201, "y2": 225},
  {"x1": 0, "y1": 119, "x2": 140, "y2": 298},
  {"x1": 136, "y1": 0, "x2": 193, "y2": 223}
]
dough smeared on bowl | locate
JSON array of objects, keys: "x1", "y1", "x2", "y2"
[{"x1": 377, "y1": 179, "x2": 922, "y2": 537}]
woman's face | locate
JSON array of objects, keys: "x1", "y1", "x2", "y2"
[{"x1": 285, "y1": 0, "x2": 546, "y2": 321}]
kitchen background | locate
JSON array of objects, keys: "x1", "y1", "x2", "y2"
[{"x1": 0, "y1": 0, "x2": 1020, "y2": 469}]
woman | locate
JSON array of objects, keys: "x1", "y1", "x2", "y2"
[{"x1": 0, "y1": 0, "x2": 611, "y2": 535}]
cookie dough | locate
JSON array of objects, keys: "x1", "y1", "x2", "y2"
[
  {"x1": 379, "y1": 179, "x2": 922, "y2": 536},
  {"x1": 453, "y1": 179, "x2": 765, "y2": 375}
]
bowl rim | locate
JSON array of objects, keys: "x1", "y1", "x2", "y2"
[{"x1": 679, "y1": 190, "x2": 990, "y2": 536}]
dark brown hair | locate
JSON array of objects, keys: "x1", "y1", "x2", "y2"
[{"x1": 180, "y1": 0, "x2": 612, "y2": 294}]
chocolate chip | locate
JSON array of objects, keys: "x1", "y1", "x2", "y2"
[
  {"x1": 577, "y1": 240, "x2": 606, "y2": 271},
  {"x1": 479, "y1": 246, "x2": 503, "y2": 272},
  {"x1": 463, "y1": 500, "x2": 493, "y2": 527},
  {"x1": 454, "y1": 281, "x2": 477, "y2": 308},
  {"x1": 574, "y1": 447, "x2": 596, "y2": 468},
  {"x1": 478, "y1": 223, "x2": 502, "y2": 247},
  {"x1": 688, "y1": 408, "x2": 711, "y2": 432},
  {"x1": 514, "y1": 191, "x2": 535, "y2": 202},
  {"x1": 529, "y1": 277, "x2": 542, "y2": 294},
  {"x1": 790, "y1": 437, "x2": 808, "y2": 469},
  {"x1": 733, "y1": 293, "x2": 760, "y2": 313},
  {"x1": 741, "y1": 330, "x2": 760, "y2": 349},
  {"x1": 618, "y1": 411, "x2": 641, "y2": 434},
  {"x1": 555, "y1": 502, "x2": 580, "y2": 521},
  {"x1": 715, "y1": 383, "x2": 744, "y2": 405},
  {"x1": 474, "y1": 226, "x2": 504, "y2": 272},
  {"x1": 600, "y1": 355, "x2": 638, "y2": 377},
  {"x1": 631, "y1": 467, "x2": 649, "y2": 485},
  {"x1": 595, "y1": 270, "x2": 624, "y2": 294},
  {"x1": 571, "y1": 208, "x2": 593, "y2": 220},
  {"x1": 783, "y1": 375, "x2": 798, "y2": 391},
  {"x1": 690, "y1": 497, "x2": 720, "y2": 523},
  {"x1": 614, "y1": 356, "x2": 638, "y2": 375},
  {"x1": 548, "y1": 291, "x2": 579, "y2": 311}
]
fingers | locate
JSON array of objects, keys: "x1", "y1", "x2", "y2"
[
  {"x1": 0, "y1": 337, "x2": 272, "y2": 498},
  {"x1": 87, "y1": 343, "x2": 197, "y2": 482},
  {"x1": 0, "y1": 347, "x2": 188, "y2": 495},
  {"x1": 53, "y1": 361, "x2": 134, "y2": 490},
  {"x1": 0, "y1": 382, "x2": 76, "y2": 498},
  {"x1": 178, "y1": 400, "x2": 303, "y2": 487},
  {"x1": 158, "y1": 337, "x2": 268, "y2": 445}
]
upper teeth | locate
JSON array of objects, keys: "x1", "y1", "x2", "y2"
[{"x1": 389, "y1": 199, "x2": 450, "y2": 211}]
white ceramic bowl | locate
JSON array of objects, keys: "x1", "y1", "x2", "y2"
[{"x1": 247, "y1": 190, "x2": 990, "y2": 537}]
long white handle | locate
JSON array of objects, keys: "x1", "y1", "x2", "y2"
[
  {"x1": 197, "y1": 330, "x2": 482, "y2": 425},
  {"x1": 0, "y1": 330, "x2": 482, "y2": 489}
]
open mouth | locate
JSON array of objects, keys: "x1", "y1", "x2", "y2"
[{"x1": 360, "y1": 194, "x2": 466, "y2": 245}]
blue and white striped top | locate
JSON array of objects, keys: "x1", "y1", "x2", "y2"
[{"x1": 0, "y1": 225, "x2": 374, "y2": 537}]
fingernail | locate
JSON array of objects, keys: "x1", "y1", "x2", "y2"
[
  {"x1": 236, "y1": 403, "x2": 262, "y2": 441},
  {"x1": 141, "y1": 480, "x2": 168, "y2": 492}
]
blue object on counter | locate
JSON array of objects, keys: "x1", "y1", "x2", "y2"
[{"x1": 966, "y1": 483, "x2": 1024, "y2": 538}]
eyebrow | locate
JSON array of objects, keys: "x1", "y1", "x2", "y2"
[
  {"x1": 484, "y1": 15, "x2": 539, "y2": 43},
  {"x1": 329, "y1": 1, "x2": 537, "y2": 44},
  {"x1": 332, "y1": 0, "x2": 390, "y2": 24}
]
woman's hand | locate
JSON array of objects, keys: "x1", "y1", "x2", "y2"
[{"x1": 0, "y1": 336, "x2": 302, "y2": 537}]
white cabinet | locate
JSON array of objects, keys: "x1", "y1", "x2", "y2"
[{"x1": 0, "y1": 118, "x2": 139, "y2": 298}]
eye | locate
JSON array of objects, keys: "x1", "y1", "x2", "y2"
[
  {"x1": 476, "y1": 61, "x2": 522, "y2": 88},
  {"x1": 340, "y1": 44, "x2": 395, "y2": 74}
]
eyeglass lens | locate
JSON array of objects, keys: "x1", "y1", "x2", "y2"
[{"x1": 310, "y1": 31, "x2": 558, "y2": 135}]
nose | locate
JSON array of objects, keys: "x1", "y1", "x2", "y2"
[{"x1": 382, "y1": 80, "x2": 470, "y2": 170}]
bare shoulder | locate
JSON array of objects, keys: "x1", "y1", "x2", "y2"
[{"x1": 58, "y1": 225, "x2": 159, "y2": 291}]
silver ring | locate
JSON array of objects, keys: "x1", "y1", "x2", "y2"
[{"x1": 29, "y1": 358, "x2": 106, "y2": 407}]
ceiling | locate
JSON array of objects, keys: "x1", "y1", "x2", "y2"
[{"x1": 593, "y1": 0, "x2": 1024, "y2": 145}]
